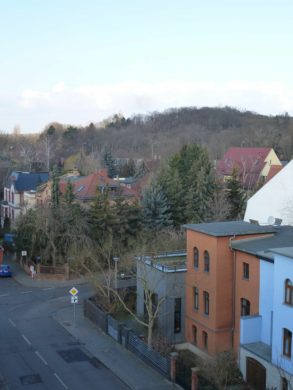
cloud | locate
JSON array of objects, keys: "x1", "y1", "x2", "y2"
[{"x1": 16, "y1": 80, "x2": 293, "y2": 131}]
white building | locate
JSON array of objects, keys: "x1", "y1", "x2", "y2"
[
  {"x1": 239, "y1": 247, "x2": 293, "y2": 390},
  {"x1": 244, "y1": 160, "x2": 293, "y2": 225},
  {"x1": 1, "y1": 171, "x2": 49, "y2": 224}
]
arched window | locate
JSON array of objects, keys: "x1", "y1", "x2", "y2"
[
  {"x1": 241, "y1": 298, "x2": 250, "y2": 316},
  {"x1": 204, "y1": 250, "x2": 210, "y2": 272},
  {"x1": 193, "y1": 247, "x2": 199, "y2": 268},
  {"x1": 285, "y1": 279, "x2": 293, "y2": 306}
]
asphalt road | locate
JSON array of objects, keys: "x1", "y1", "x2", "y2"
[{"x1": 0, "y1": 263, "x2": 129, "y2": 390}]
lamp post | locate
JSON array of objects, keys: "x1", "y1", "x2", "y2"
[{"x1": 113, "y1": 257, "x2": 119, "y2": 289}]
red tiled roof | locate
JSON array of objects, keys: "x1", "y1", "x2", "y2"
[
  {"x1": 216, "y1": 147, "x2": 272, "y2": 188},
  {"x1": 265, "y1": 165, "x2": 283, "y2": 183},
  {"x1": 60, "y1": 170, "x2": 134, "y2": 200}
]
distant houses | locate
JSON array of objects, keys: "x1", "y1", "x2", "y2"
[
  {"x1": 0, "y1": 171, "x2": 49, "y2": 224},
  {"x1": 216, "y1": 147, "x2": 282, "y2": 189}
]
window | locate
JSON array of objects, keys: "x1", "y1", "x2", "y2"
[
  {"x1": 193, "y1": 247, "x2": 199, "y2": 269},
  {"x1": 192, "y1": 325, "x2": 197, "y2": 344},
  {"x1": 243, "y1": 262, "x2": 249, "y2": 279},
  {"x1": 174, "y1": 298, "x2": 181, "y2": 333},
  {"x1": 203, "y1": 291, "x2": 209, "y2": 315},
  {"x1": 285, "y1": 279, "x2": 293, "y2": 306},
  {"x1": 241, "y1": 298, "x2": 250, "y2": 316},
  {"x1": 202, "y1": 331, "x2": 208, "y2": 349},
  {"x1": 283, "y1": 328, "x2": 292, "y2": 358},
  {"x1": 204, "y1": 251, "x2": 210, "y2": 272},
  {"x1": 193, "y1": 287, "x2": 199, "y2": 310}
]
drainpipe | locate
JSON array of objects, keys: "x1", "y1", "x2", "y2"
[{"x1": 229, "y1": 235, "x2": 236, "y2": 350}]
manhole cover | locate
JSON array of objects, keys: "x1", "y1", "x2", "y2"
[
  {"x1": 57, "y1": 348, "x2": 89, "y2": 363},
  {"x1": 20, "y1": 374, "x2": 42, "y2": 385}
]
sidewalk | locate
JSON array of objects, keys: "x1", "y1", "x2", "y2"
[
  {"x1": 53, "y1": 305, "x2": 180, "y2": 390},
  {"x1": 10, "y1": 259, "x2": 87, "y2": 289}
]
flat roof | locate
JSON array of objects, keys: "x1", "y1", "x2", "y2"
[
  {"x1": 270, "y1": 246, "x2": 293, "y2": 259},
  {"x1": 183, "y1": 221, "x2": 276, "y2": 237},
  {"x1": 231, "y1": 226, "x2": 293, "y2": 261}
]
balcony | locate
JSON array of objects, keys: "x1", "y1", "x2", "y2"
[
  {"x1": 136, "y1": 250, "x2": 186, "y2": 273},
  {"x1": 240, "y1": 315, "x2": 272, "y2": 362}
]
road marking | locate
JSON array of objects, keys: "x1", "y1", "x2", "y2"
[
  {"x1": 22, "y1": 334, "x2": 31, "y2": 346},
  {"x1": 20, "y1": 291, "x2": 33, "y2": 294},
  {"x1": 35, "y1": 351, "x2": 48, "y2": 366},
  {"x1": 8, "y1": 318, "x2": 16, "y2": 328},
  {"x1": 0, "y1": 293, "x2": 9, "y2": 297},
  {"x1": 42, "y1": 287, "x2": 54, "y2": 290},
  {"x1": 54, "y1": 373, "x2": 68, "y2": 389}
]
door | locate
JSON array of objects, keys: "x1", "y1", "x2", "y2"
[{"x1": 246, "y1": 357, "x2": 266, "y2": 390}]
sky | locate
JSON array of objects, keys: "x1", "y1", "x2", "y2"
[{"x1": 0, "y1": 0, "x2": 293, "y2": 133}]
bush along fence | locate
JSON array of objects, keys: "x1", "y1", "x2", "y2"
[{"x1": 84, "y1": 298, "x2": 172, "y2": 379}]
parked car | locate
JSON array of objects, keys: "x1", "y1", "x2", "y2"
[{"x1": 0, "y1": 264, "x2": 12, "y2": 277}]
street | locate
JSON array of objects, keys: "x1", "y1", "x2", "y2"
[{"x1": 0, "y1": 262, "x2": 129, "y2": 390}]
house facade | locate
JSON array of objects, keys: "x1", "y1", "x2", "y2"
[
  {"x1": 136, "y1": 252, "x2": 186, "y2": 344},
  {"x1": 1, "y1": 171, "x2": 49, "y2": 224},
  {"x1": 184, "y1": 221, "x2": 276, "y2": 356},
  {"x1": 216, "y1": 147, "x2": 282, "y2": 189},
  {"x1": 239, "y1": 247, "x2": 293, "y2": 390}
]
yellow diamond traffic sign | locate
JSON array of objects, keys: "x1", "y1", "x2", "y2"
[{"x1": 69, "y1": 287, "x2": 79, "y2": 296}]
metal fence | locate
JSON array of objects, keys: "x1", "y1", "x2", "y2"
[
  {"x1": 126, "y1": 330, "x2": 170, "y2": 377},
  {"x1": 107, "y1": 315, "x2": 122, "y2": 342},
  {"x1": 84, "y1": 298, "x2": 171, "y2": 379}
]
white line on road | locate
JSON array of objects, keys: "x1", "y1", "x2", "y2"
[
  {"x1": 8, "y1": 319, "x2": 16, "y2": 328},
  {"x1": 42, "y1": 287, "x2": 54, "y2": 290},
  {"x1": 22, "y1": 334, "x2": 31, "y2": 346},
  {"x1": 0, "y1": 293, "x2": 9, "y2": 297},
  {"x1": 35, "y1": 351, "x2": 48, "y2": 366},
  {"x1": 20, "y1": 291, "x2": 33, "y2": 294},
  {"x1": 54, "y1": 373, "x2": 68, "y2": 389}
]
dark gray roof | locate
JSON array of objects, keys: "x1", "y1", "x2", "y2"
[
  {"x1": 183, "y1": 221, "x2": 276, "y2": 237},
  {"x1": 270, "y1": 246, "x2": 293, "y2": 259},
  {"x1": 8, "y1": 171, "x2": 49, "y2": 192},
  {"x1": 231, "y1": 226, "x2": 293, "y2": 261}
]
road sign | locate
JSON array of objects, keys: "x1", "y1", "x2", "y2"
[
  {"x1": 21, "y1": 250, "x2": 27, "y2": 256},
  {"x1": 71, "y1": 296, "x2": 78, "y2": 304},
  {"x1": 69, "y1": 287, "x2": 79, "y2": 296}
]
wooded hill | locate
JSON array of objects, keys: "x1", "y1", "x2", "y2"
[{"x1": 1, "y1": 106, "x2": 293, "y2": 174}]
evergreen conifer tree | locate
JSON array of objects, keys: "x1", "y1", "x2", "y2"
[
  {"x1": 227, "y1": 167, "x2": 245, "y2": 220},
  {"x1": 141, "y1": 182, "x2": 172, "y2": 230}
]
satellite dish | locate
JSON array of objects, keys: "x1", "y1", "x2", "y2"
[{"x1": 268, "y1": 216, "x2": 275, "y2": 225}]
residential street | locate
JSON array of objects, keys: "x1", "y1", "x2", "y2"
[
  {"x1": 0, "y1": 260, "x2": 178, "y2": 390},
  {"x1": 0, "y1": 262, "x2": 129, "y2": 390}
]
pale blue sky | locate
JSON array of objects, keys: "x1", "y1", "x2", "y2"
[{"x1": 0, "y1": 0, "x2": 292, "y2": 133}]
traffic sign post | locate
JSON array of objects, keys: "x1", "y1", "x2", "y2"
[{"x1": 69, "y1": 287, "x2": 79, "y2": 327}]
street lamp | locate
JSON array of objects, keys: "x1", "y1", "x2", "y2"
[{"x1": 113, "y1": 257, "x2": 119, "y2": 289}]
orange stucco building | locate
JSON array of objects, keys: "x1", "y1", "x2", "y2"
[{"x1": 184, "y1": 221, "x2": 275, "y2": 356}]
